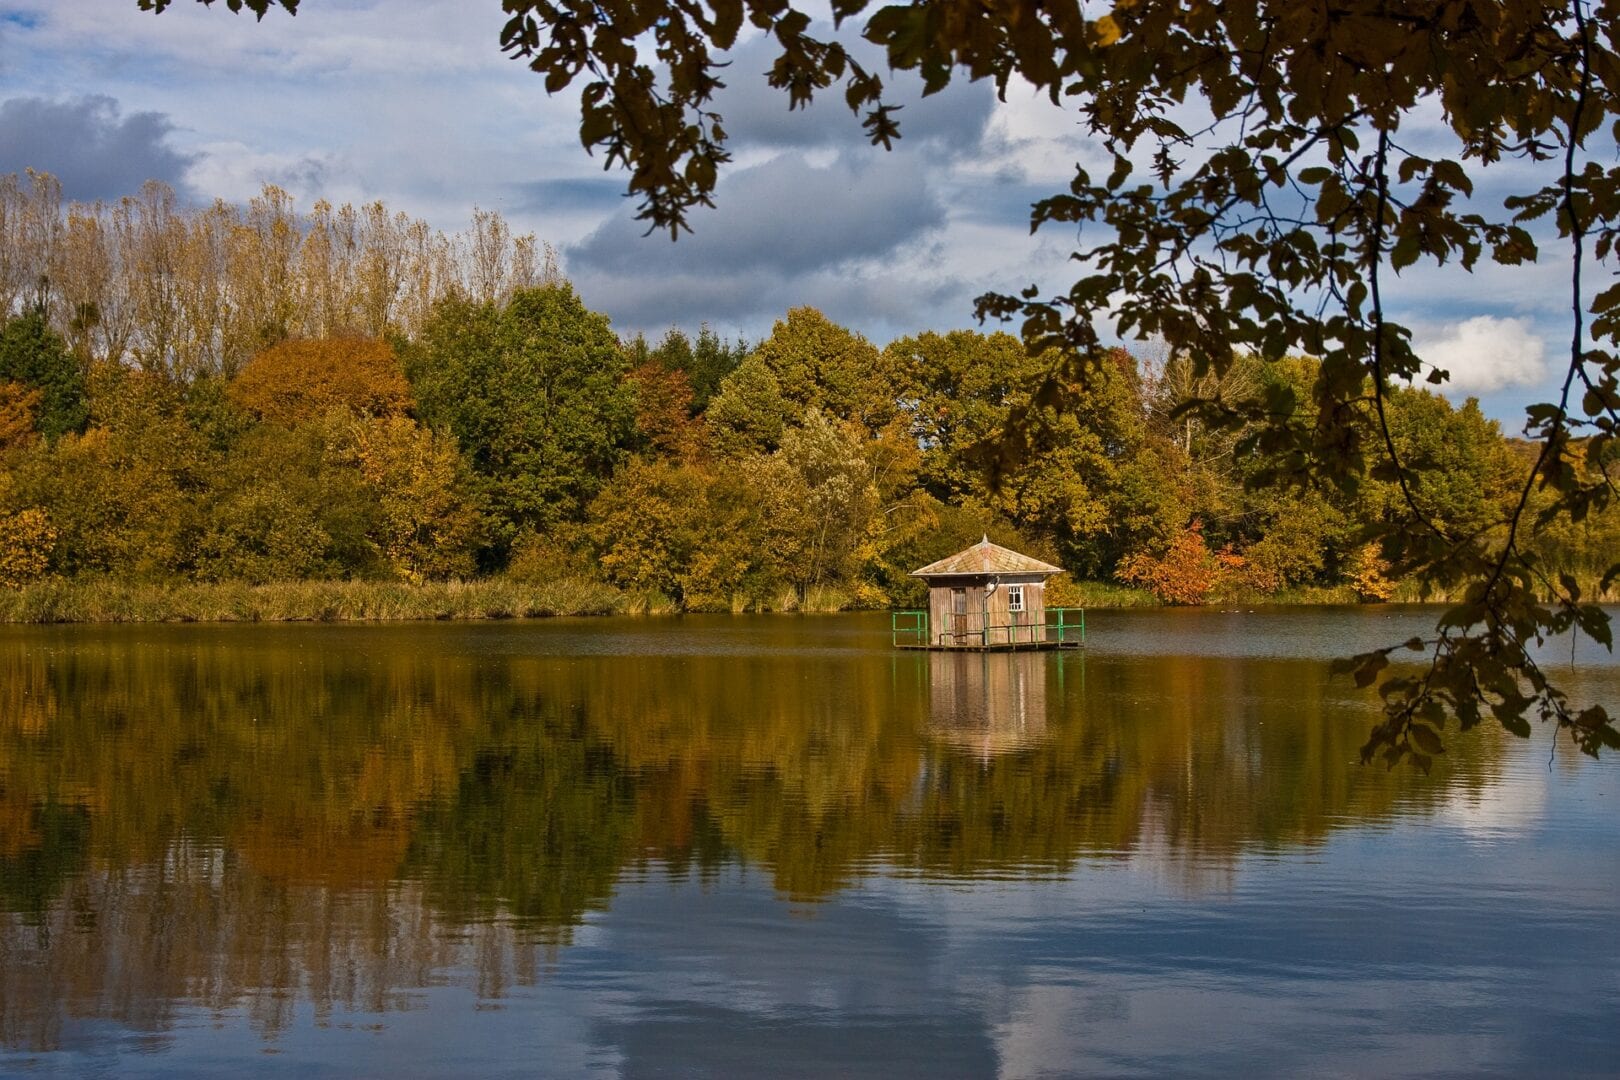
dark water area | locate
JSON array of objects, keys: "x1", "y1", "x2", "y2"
[{"x1": 0, "y1": 608, "x2": 1615, "y2": 1077}]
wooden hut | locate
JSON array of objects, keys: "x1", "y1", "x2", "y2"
[{"x1": 902, "y1": 537, "x2": 1079, "y2": 651}]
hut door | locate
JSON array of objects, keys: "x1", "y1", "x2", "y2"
[{"x1": 951, "y1": 588, "x2": 968, "y2": 642}]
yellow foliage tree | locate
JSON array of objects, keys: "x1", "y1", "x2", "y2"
[
  {"x1": 230, "y1": 337, "x2": 413, "y2": 425},
  {"x1": 0, "y1": 381, "x2": 41, "y2": 453},
  {"x1": 1347, "y1": 544, "x2": 1398, "y2": 603},
  {"x1": 340, "y1": 416, "x2": 481, "y2": 582},
  {"x1": 0, "y1": 507, "x2": 55, "y2": 587}
]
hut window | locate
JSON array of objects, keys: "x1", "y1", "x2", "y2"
[{"x1": 1007, "y1": 585, "x2": 1024, "y2": 612}]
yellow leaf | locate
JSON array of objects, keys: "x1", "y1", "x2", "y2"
[{"x1": 1094, "y1": 14, "x2": 1122, "y2": 46}]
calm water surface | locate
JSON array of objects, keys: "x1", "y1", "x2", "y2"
[{"x1": 0, "y1": 608, "x2": 1615, "y2": 1077}]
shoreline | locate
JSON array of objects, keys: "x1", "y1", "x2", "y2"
[{"x1": 5, "y1": 577, "x2": 1608, "y2": 626}]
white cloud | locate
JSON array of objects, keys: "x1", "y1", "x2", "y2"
[{"x1": 1412, "y1": 316, "x2": 1549, "y2": 394}]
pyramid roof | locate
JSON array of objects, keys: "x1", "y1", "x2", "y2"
[{"x1": 911, "y1": 537, "x2": 1064, "y2": 578}]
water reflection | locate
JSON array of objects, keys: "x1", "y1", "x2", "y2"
[
  {"x1": 924, "y1": 653, "x2": 1049, "y2": 759},
  {"x1": 0, "y1": 612, "x2": 1614, "y2": 1071}
]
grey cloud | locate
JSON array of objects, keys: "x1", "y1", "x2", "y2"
[
  {"x1": 568, "y1": 152, "x2": 943, "y2": 278},
  {"x1": 711, "y1": 35, "x2": 996, "y2": 159},
  {"x1": 0, "y1": 95, "x2": 193, "y2": 200},
  {"x1": 510, "y1": 176, "x2": 628, "y2": 215},
  {"x1": 956, "y1": 174, "x2": 1073, "y2": 230},
  {"x1": 571, "y1": 260, "x2": 975, "y2": 346}
]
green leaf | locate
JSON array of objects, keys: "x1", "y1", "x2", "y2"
[{"x1": 1409, "y1": 723, "x2": 1445, "y2": 755}]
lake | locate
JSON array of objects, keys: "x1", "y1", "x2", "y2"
[{"x1": 0, "y1": 608, "x2": 1616, "y2": 1077}]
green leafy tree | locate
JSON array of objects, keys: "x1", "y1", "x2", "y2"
[
  {"x1": 205, "y1": 420, "x2": 389, "y2": 580},
  {"x1": 194, "y1": 481, "x2": 330, "y2": 583},
  {"x1": 0, "y1": 309, "x2": 87, "y2": 441},
  {"x1": 749, "y1": 410, "x2": 882, "y2": 603},
  {"x1": 753, "y1": 308, "x2": 896, "y2": 432},
  {"x1": 406, "y1": 285, "x2": 635, "y2": 552},
  {"x1": 687, "y1": 325, "x2": 747, "y2": 411},
  {"x1": 705, "y1": 356, "x2": 793, "y2": 458},
  {"x1": 889, "y1": 330, "x2": 1045, "y2": 502}
]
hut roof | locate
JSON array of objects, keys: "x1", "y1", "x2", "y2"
[{"x1": 911, "y1": 537, "x2": 1064, "y2": 578}]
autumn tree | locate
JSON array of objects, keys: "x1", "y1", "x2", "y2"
[
  {"x1": 589, "y1": 458, "x2": 708, "y2": 601},
  {"x1": 626, "y1": 357, "x2": 703, "y2": 461},
  {"x1": 7, "y1": 366, "x2": 210, "y2": 578},
  {"x1": 229, "y1": 337, "x2": 413, "y2": 425},
  {"x1": 1118, "y1": 521, "x2": 1243, "y2": 607},
  {"x1": 0, "y1": 383, "x2": 42, "y2": 453},
  {"x1": 0, "y1": 473, "x2": 55, "y2": 587},
  {"x1": 338, "y1": 415, "x2": 483, "y2": 582}
]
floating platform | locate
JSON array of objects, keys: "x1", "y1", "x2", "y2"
[
  {"x1": 895, "y1": 639, "x2": 1082, "y2": 652},
  {"x1": 891, "y1": 608, "x2": 1085, "y2": 651}
]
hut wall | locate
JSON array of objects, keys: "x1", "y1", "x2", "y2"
[
  {"x1": 925, "y1": 575, "x2": 1051, "y2": 646},
  {"x1": 928, "y1": 582, "x2": 984, "y2": 646},
  {"x1": 986, "y1": 576, "x2": 1048, "y2": 645}
]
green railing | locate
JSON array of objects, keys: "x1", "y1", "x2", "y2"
[
  {"x1": 1047, "y1": 607, "x2": 1086, "y2": 646},
  {"x1": 891, "y1": 607, "x2": 1085, "y2": 648},
  {"x1": 892, "y1": 609, "x2": 928, "y2": 647}
]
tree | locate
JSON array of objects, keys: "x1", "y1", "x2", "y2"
[
  {"x1": 751, "y1": 308, "x2": 898, "y2": 432},
  {"x1": 229, "y1": 337, "x2": 413, "y2": 425},
  {"x1": 1118, "y1": 521, "x2": 1238, "y2": 607},
  {"x1": 406, "y1": 284, "x2": 635, "y2": 551},
  {"x1": 0, "y1": 501, "x2": 55, "y2": 587},
  {"x1": 888, "y1": 330, "x2": 1045, "y2": 503},
  {"x1": 339, "y1": 415, "x2": 483, "y2": 582},
  {"x1": 0, "y1": 309, "x2": 87, "y2": 441},
  {"x1": 130, "y1": 0, "x2": 1620, "y2": 762},
  {"x1": 705, "y1": 356, "x2": 793, "y2": 458},
  {"x1": 626, "y1": 358, "x2": 703, "y2": 461},
  {"x1": 0, "y1": 383, "x2": 42, "y2": 453}
]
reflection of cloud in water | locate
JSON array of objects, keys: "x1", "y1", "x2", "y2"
[
  {"x1": 925, "y1": 653, "x2": 1051, "y2": 760},
  {"x1": 1437, "y1": 767, "x2": 1547, "y2": 840}
]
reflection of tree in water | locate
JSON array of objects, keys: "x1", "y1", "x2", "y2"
[{"x1": 0, "y1": 625, "x2": 1538, "y2": 1048}]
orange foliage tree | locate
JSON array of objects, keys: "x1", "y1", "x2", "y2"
[
  {"x1": 229, "y1": 337, "x2": 413, "y2": 425},
  {"x1": 627, "y1": 360, "x2": 703, "y2": 461},
  {"x1": 1117, "y1": 521, "x2": 1244, "y2": 606}
]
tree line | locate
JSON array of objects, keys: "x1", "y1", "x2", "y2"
[{"x1": 0, "y1": 175, "x2": 1614, "y2": 609}]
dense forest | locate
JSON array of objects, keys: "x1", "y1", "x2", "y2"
[{"x1": 0, "y1": 171, "x2": 1615, "y2": 614}]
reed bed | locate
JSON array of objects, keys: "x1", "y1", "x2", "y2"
[{"x1": 0, "y1": 576, "x2": 625, "y2": 624}]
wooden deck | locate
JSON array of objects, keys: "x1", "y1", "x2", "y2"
[
  {"x1": 896, "y1": 639, "x2": 1082, "y2": 652},
  {"x1": 891, "y1": 609, "x2": 1085, "y2": 650}
]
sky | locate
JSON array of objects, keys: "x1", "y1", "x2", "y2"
[{"x1": 0, "y1": 0, "x2": 1588, "y2": 425}]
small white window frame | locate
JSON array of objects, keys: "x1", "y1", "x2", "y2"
[{"x1": 1007, "y1": 585, "x2": 1025, "y2": 613}]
